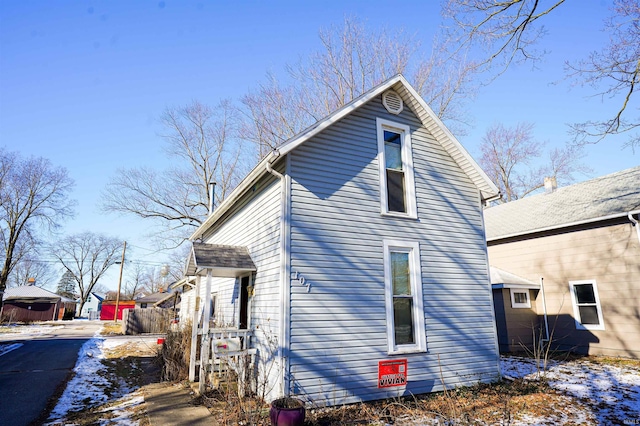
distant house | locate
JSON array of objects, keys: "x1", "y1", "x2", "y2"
[
  {"x1": 178, "y1": 74, "x2": 502, "y2": 406},
  {"x1": 77, "y1": 292, "x2": 104, "y2": 319},
  {"x1": 1, "y1": 286, "x2": 76, "y2": 322},
  {"x1": 485, "y1": 167, "x2": 640, "y2": 358},
  {"x1": 135, "y1": 291, "x2": 176, "y2": 309}
]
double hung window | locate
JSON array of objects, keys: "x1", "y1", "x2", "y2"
[
  {"x1": 377, "y1": 118, "x2": 416, "y2": 218},
  {"x1": 384, "y1": 240, "x2": 426, "y2": 354},
  {"x1": 569, "y1": 280, "x2": 605, "y2": 330}
]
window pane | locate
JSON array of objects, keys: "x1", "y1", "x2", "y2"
[
  {"x1": 393, "y1": 298, "x2": 414, "y2": 345},
  {"x1": 384, "y1": 131, "x2": 402, "y2": 170},
  {"x1": 578, "y1": 305, "x2": 600, "y2": 325},
  {"x1": 575, "y1": 284, "x2": 596, "y2": 304},
  {"x1": 514, "y1": 292, "x2": 527, "y2": 304},
  {"x1": 386, "y1": 170, "x2": 406, "y2": 212},
  {"x1": 391, "y1": 252, "x2": 410, "y2": 295}
]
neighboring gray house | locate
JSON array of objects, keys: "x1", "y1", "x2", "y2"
[
  {"x1": 485, "y1": 166, "x2": 640, "y2": 358},
  {"x1": 77, "y1": 292, "x2": 104, "y2": 319},
  {"x1": 179, "y1": 75, "x2": 501, "y2": 406}
]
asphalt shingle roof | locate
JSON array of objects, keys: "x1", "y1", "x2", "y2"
[
  {"x1": 484, "y1": 166, "x2": 640, "y2": 241},
  {"x1": 2, "y1": 285, "x2": 62, "y2": 301}
]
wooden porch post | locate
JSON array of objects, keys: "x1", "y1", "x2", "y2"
[
  {"x1": 199, "y1": 269, "x2": 213, "y2": 394},
  {"x1": 188, "y1": 275, "x2": 201, "y2": 382}
]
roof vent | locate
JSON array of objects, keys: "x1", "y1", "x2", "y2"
[{"x1": 382, "y1": 90, "x2": 403, "y2": 115}]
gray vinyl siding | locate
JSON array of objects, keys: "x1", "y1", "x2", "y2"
[
  {"x1": 198, "y1": 172, "x2": 283, "y2": 400},
  {"x1": 288, "y1": 95, "x2": 499, "y2": 405}
]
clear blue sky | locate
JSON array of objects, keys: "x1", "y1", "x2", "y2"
[{"x1": 1, "y1": 1, "x2": 637, "y2": 289}]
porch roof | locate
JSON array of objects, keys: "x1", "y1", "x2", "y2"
[
  {"x1": 490, "y1": 267, "x2": 539, "y2": 290},
  {"x1": 186, "y1": 242, "x2": 257, "y2": 277}
]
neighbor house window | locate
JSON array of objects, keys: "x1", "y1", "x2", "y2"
[
  {"x1": 510, "y1": 289, "x2": 531, "y2": 308},
  {"x1": 384, "y1": 240, "x2": 426, "y2": 354},
  {"x1": 377, "y1": 118, "x2": 416, "y2": 218},
  {"x1": 569, "y1": 280, "x2": 605, "y2": 331}
]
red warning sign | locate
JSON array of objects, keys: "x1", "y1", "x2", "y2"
[{"x1": 378, "y1": 359, "x2": 407, "y2": 388}]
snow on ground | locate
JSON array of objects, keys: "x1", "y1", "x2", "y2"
[
  {"x1": 0, "y1": 323, "x2": 63, "y2": 338},
  {"x1": 501, "y1": 355, "x2": 640, "y2": 425},
  {"x1": 45, "y1": 330, "x2": 150, "y2": 426}
]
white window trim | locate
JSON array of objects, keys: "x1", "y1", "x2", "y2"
[
  {"x1": 377, "y1": 118, "x2": 417, "y2": 219},
  {"x1": 569, "y1": 279, "x2": 605, "y2": 331},
  {"x1": 383, "y1": 239, "x2": 426, "y2": 354},
  {"x1": 509, "y1": 288, "x2": 531, "y2": 309}
]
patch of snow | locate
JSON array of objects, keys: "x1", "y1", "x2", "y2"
[
  {"x1": 45, "y1": 330, "x2": 145, "y2": 425},
  {"x1": 98, "y1": 392, "x2": 144, "y2": 426},
  {"x1": 0, "y1": 342, "x2": 23, "y2": 356},
  {"x1": 501, "y1": 356, "x2": 640, "y2": 425}
]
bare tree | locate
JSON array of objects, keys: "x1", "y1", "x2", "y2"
[
  {"x1": 102, "y1": 101, "x2": 246, "y2": 247},
  {"x1": 479, "y1": 122, "x2": 591, "y2": 202},
  {"x1": 0, "y1": 148, "x2": 75, "y2": 294},
  {"x1": 7, "y1": 257, "x2": 56, "y2": 289},
  {"x1": 51, "y1": 232, "x2": 122, "y2": 315},
  {"x1": 241, "y1": 17, "x2": 480, "y2": 157},
  {"x1": 443, "y1": 0, "x2": 640, "y2": 147}
]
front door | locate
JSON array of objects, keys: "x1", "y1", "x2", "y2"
[{"x1": 239, "y1": 275, "x2": 250, "y2": 329}]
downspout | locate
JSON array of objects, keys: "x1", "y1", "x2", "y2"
[
  {"x1": 539, "y1": 277, "x2": 550, "y2": 342},
  {"x1": 628, "y1": 210, "x2": 640, "y2": 245},
  {"x1": 265, "y1": 150, "x2": 292, "y2": 398}
]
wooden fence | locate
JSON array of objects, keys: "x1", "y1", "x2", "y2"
[{"x1": 122, "y1": 308, "x2": 172, "y2": 335}]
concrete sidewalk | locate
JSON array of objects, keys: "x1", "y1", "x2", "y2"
[{"x1": 144, "y1": 382, "x2": 212, "y2": 426}]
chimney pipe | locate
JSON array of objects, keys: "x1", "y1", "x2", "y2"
[
  {"x1": 208, "y1": 181, "x2": 216, "y2": 215},
  {"x1": 544, "y1": 176, "x2": 557, "y2": 194}
]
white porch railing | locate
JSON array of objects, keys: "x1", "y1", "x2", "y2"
[{"x1": 195, "y1": 327, "x2": 256, "y2": 395}]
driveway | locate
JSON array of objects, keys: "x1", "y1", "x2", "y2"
[{"x1": 0, "y1": 321, "x2": 102, "y2": 426}]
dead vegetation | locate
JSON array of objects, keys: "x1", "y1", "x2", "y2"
[
  {"x1": 100, "y1": 321, "x2": 124, "y2": 335},
  {"x1": 160, "y1": 325, "x2": 192, "y2": 381}
]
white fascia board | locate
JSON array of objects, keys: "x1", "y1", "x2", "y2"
[
  {"x1": 276, "y1": 75, "x2": 404, "y2": 157},
  {"x1": 487, "y1": 211, "x2": 634, "y2": 242},
  {"x1": 396, "y1": 77, "x2": 500, "y2": 199},
  {"x1": 492, "y1": 283, "x2": 541, "y2": 290},
  {"x1": 189, "y1": 153, "x2": 276, "y2": 241}
]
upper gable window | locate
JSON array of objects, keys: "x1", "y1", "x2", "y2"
[{"x1": 377, "y1": 118, "x2": 417, "y2": 218}]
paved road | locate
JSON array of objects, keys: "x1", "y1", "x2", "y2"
[{"x1": 0, "y1": 321, "x2": 102, "y2": 426}]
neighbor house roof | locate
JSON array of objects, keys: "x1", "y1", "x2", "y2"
[
  {"x1": 2, "y1": 286, "x2": 62, "y2": 302},
  {"x1": 135, "y1": 291, "x2": 176, "y2": 306},
  {"x1": 490, "y1": 267, "x2": 539, "y2": 289},
  {"x1": 190, "y1": 74, "x2": 500, "y2": 241},
  {"x1": 485, "y1": 166, "x2": 640, "y2": 242},
  {"x1": 185, "y1": 243, "x2": 257, "y2": 277}
]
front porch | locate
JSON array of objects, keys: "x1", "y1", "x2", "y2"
[{"x1": 183, "y1": 243, "x2": 259, "y2": 395}]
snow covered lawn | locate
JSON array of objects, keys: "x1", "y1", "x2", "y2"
[
  {"x1": 501, "y1": 355, "x2": 640, "y2": 425},
  {"x1": 45, "y1": 330, "x2": 160, "y2": 426}
]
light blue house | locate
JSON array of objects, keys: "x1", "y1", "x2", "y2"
[
  {"x1": 180, "y1": 75, "x2": 501, "y2": 406},
  {"x1": 77, "y1": 292, "x2": 103, "y2": 319}
]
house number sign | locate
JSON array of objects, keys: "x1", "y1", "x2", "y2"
[{"x1": 292, "y1": 270, "x2": 311, "y2": 292}]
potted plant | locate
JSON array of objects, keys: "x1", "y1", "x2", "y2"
[{"x1": 269, "y1": 396, "x2": 305, "y2": 426}]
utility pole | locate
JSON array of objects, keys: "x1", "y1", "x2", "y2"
[{"x1": 114, "y1": 241, "x2": 127, "y2": 323}]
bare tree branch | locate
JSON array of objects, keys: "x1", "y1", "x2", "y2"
[
  {"x1": 479, "y1": 122, "x2": 591, "y2": 202},
  {"x1": 50, "y1": 232, "x2": 122, "y2": 315},
  {"x1": 0, "y1": 148, "x2": 75, "y2": 293},
  {"x1": 102, "y1": 101, "x2": 248, "y2": 248}
]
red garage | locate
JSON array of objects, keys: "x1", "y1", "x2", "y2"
[{"x1": 99, "y1": 300, "x2": 135, "y2": 321}]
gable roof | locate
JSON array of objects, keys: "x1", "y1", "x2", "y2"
[
  {"x1": 485, "y1": 166, "x2": 640, "y2": 241},
  {"x1": 2, "y1": 285, "x2": 62, "y2": 301},
  {"x1": 191, "y1": 74, "x2": 499, "y2": 241},
  {"x1": 185, "y1": 243, "x2": 257, "y2": 277}
]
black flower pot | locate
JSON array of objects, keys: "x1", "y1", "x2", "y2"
[{"x1": 269, "y1": 397, "x2": 305, "y2": 426}]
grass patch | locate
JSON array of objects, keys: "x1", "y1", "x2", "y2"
[{"x1": 100, "y1": 322, "x2": 123, "y2": 335}]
